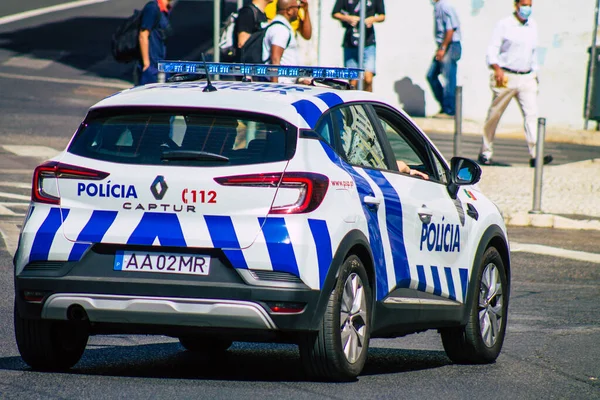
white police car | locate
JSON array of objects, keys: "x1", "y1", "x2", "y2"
[{"x1": 14, "y1": 62, "x2": 510, "y2": 381}]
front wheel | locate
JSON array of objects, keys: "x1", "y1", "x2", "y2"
[
  {"x1": 299, "y1": 254, "x2": 372, "y2": 381},
  {"x1": 441, "y1": 246, "x2": 509, "y2": 364},
  {"x1": 14, "y1": 303, "x2": 89, "y2": 370}
]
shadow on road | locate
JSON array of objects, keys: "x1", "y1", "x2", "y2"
[{"x1": 0, "y1": 341, "x2": 449, "y2": 381}]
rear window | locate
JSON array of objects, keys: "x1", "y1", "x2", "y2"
[{"x1": 68, "y1": 108, "x2": 295, "y2": 166}]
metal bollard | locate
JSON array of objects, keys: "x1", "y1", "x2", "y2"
[
  {"x1": 158, "y1": 71, "x2": 166, "y2": 83},
  {"x1": 529, "y1": 117, "x2": 546, "y2": 214},
  {"x1": 453, "y1": 86, "x2": 462, "y2": 157}
]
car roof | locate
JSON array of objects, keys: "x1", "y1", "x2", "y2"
[{"x1": 92, "y1": 80, "x2": 399, "y2": 129}]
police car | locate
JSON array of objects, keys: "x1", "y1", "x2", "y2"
[{"x1": 13, "y1": 62, "x2": 510, "y2": 381}]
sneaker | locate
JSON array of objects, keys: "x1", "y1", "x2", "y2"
[
  {"x1": 529, "y1": 155, "x2": 553, "y2": 167},
  {"x1": 432, "y1": 112, "x2": 454, "y2": 119},
  {"x1": 477, "y1": 153, "x2": 492, "y2": 166}
]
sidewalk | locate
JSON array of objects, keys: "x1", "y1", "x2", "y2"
[{"x1": 413, "y1": 117, "x2": 600, "y2": 231}]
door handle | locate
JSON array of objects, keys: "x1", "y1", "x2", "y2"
[
  {"x1": 417, "y1": 206, "x2": 433, "y2": 224},
  {"x1": 363, "y1": 195, "x2": 381, "y2": 208}
]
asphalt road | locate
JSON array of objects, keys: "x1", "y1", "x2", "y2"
[{"x1": 0, "y1": 1, "x2": 599, "y2": 398}]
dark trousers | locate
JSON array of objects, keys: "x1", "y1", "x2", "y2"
[{"x1": 426, "y1": 42, "x2": 462, "y2": 115}]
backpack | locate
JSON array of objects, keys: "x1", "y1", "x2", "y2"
[
  {"x1": 219, "y1": 5, "x2": 261, "y2": 62},
  {"x1": 111, "y1": 6, "x2": 161, "y2": 63},
  {"x1": 239, "y1": 21, "x2": 290, "y2": 64}
]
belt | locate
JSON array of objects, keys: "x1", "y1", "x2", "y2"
[{"x1": 502, "y1": 67, "x2": 532, "y2": 75}]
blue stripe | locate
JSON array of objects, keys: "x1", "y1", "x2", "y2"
[
  {"x1": 445, "y1": 267, "x2": 456, "y2": 301},
  {"x1": 205, "y1": 215, "x2": 248, "y2": 269},
  {"x1": 308, "y1": 219, "x2": 332, "y2": 289},
  {"x1": 459, "y1": 268, "x2": 469, "y2": 302},
  {"x1": 127, "y1": 213, "x2": 187, "y2": 247},
  {"x1": 316, "y1": 92, "x2": 343, "y2": 108},
  {"x1": 345, "y1": 167, "x2": 388, "y2": 299},
  {"x1": 319, "y1": 140, "x2": 341, "y2": 165},
  {"x1": 29, "y1": 207, "x2": 69, "y2": 262},
  {"x1": 114, "y1": 250, "x2": 124, "y2": 271},
  {"x1": 364, "y1": 169, "x2": 411, "y2": 289},
  {"x1": 259, "y1": 217, "x2": 299, "y2": 277},
  {"x1": 68, "y1": 210, "x2": 118, "y2": 261},
  {"x1": 431, "y1": 266, "x2": 442, "y2": 296},
  {"x1": 292, "y1": 99, "x2": 322, "y2": 129},
  {"x1": 416, "y1": 265, "x2": 426, "y2": 292}
]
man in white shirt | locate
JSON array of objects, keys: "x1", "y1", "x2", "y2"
[
  {"x1": 262, "y1": 0, "x2": 299, "y2": 83},
  {"x1": 479, "y1": 0, "x2": 552, "y2": 167}
]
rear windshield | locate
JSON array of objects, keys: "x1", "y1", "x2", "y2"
[{"x1": 68, "y1": 108, "x2": 295, "y2": 166}]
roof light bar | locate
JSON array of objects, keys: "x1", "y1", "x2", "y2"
[{"x1": 158, "y1": 61, "x2": 363, "y2": 80}]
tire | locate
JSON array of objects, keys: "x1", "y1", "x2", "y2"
[
  {"x1": 441, "y1": 247, "x2": 509, "y2": 364},
  {"x1": 14, "y1": 303, "x2": 89, "y2": 371},
  {"x1": 299, "y1": 254, "x2": 372, "y2": 381},
  {"x1": 178, "y1": 335, "x2": 232, "y2": 354}
]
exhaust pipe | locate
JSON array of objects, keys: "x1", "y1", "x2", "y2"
[{"x1": 67, "y1": 304, "x2": 88, "y2": 321}]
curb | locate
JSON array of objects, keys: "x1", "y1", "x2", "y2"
[{"x1": 504, "y1": 212, "x2": 600, "y2": 231}]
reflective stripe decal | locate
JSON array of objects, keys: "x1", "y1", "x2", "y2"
[
  {"x1": 364, "y1": 169, "x2": 411, "y2": 288},
  {"x1": 127, "y1": 213, "x2": 187, "y2": 246},
  {"x1": 459, "y1": 268, "x2": 469, "y2": 302},
  {"x1": 292, "y1": 99, "x2": 322, "y2": 129},
  {"x1": 205, "y1": 215, "x2": 248, "y2": 269},
  {"x1": 69, "y1": 210, "x2": 118, "y2": 261},
  {"x1": 29, "y1": 207, "x2": 68, "y2": 262},
  {"x1": 308, "y1": 219, "x2": 332, "y2": 289},
  {"x1": 316, "y1": 92, "x2": 343, "y2": 108},
  {"x1": 431, "y1": 266, "x2": 442, "y2": 296},
  {"x1": 445, "y1": 267, "x2": 457, "y2": 301},
  {"x1": 259, "y1": 217, "x2": 299, "y2": 277},
  {"x1": 416, "y1": 265, "x2": 426, "y2": 292}
]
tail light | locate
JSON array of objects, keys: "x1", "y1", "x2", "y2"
[
  {"x1": 214, "y1": 172, "x2": 329, "y2": 214},
  {"x1": 32, "y1": 161, "x2": 110, "y2": 205}
]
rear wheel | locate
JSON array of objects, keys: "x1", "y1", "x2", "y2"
[
  {"x1": 14, "y1": 303, "x2": 89, "y2": 370},
  {"x1": 178, "y1": 335, "x2": 232, "y2": 354},
  {"x1": 441, "y1": 247, "x2": 508, "y2": 364},
  {"x1": 299, "y1": 255, "x2": 372, "y2": 381}
]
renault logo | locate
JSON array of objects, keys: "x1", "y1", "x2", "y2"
[{"x1": 150, "y1": 175, "x2": 168, "y2": 200}]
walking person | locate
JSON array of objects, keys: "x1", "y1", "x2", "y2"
[
  {"x1": 135, "y1": 0, "x2": 173, "y2": 86},
  {"x1": 266, "y1": 0, "x2": 312, "y2": 40},
  {"x1": 235, "y1": 0, "x2": 270, "y2": 53},
  {"x1": 478, "y1": 0, "x2": 552, "y2": 167},
  {"x1": 332, "y1": 0, "x2": 385, "y2": 92},
  {"x1": 263, "y1": 0, "x2": 298, "y2": 83},
  {"x1": 427, "y1": 0, "x2": 462, "y2": 119}
]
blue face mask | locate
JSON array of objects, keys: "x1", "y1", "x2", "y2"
[{"x1": 518, "y1": 5, "x2": 532, "y2": 20}]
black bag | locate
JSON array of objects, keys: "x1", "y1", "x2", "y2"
[
  {"x1": 111, "y1": 7, "x2": 160, "y2": 63},
  {"x1": 239, "y1": 21, "x2": 290, "y2": 64}
]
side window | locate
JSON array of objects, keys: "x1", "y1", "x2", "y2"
[
  {"x1": 374, "y1": 107, "x2": 446, "y2": 183},
  {"x1": 314, "y1": 112, "x2": 335, "y2": 147},
  {"x1": 336, "y1": 105, "x2": 387, "y2": 169}
]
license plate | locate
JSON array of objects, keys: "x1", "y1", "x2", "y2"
[{"x1": 114, "y1": 251, "x2": 210, "y2": 276}]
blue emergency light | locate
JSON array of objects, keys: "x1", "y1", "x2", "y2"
[{"x1": 158, "y1": 61, "x2": 363, "y2": 81}]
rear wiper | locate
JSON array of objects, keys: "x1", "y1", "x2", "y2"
[{"x1": 161, "y1": 150, "x2": 229, "y2": 162}]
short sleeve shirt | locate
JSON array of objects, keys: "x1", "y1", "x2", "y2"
[
  {"x1": 140, "y1": 1, "x2": 170, "y2": 65},
  {"x1": 262, "y1": 15, "x2": 297, "y2": 66},
  {"x1": 233, "y1": 4, "x2": 268, "y2": 48},
  {"x1": 332, "y1": 0, "x2": 386, "y2": 48},
  {"x1": 433, "y1": 0, "x2": 461, "y2": 44}
]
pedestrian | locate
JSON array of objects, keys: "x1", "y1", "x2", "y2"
[
  {"x1": 332, "y1": 0, "x2": 385, "y2": 92},
  {"x1": 135, "y1": 0, "x2": 173, "y2": 86},
  {"x1": 265, "y1": 0, "x2": 312, "y2": 41},
  {"x1": 263, "y1": 0, "x2": 298, "y2": 83},
  {"x1": 235, "y1": 0, "x2": 270, "y2": 54},
  {"x1": 478, "y1": 0, "x2": 552, "y2": 167},
  {"x1": 427, "y1": 0, "x2": 462, "y2": 119}
]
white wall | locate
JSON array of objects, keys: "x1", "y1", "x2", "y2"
[{"x1": 300, "y1": 0, "x2": 598, "y2": 129}]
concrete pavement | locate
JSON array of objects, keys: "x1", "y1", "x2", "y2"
[{"x1": 414, "y1": 117, "x2": 600, "y2": 231}]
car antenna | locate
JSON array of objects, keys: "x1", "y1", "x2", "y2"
[{"x1": 201, "y1": 53, "x2": 217, "y2": 92}]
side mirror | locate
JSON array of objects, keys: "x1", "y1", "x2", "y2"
[{"x1": 447, "y1": 157, "x2": 482, "y2": 198}]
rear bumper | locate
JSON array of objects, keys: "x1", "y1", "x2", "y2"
[{"x1": 42, "y1": 293, "x2": 277, "y2": 330}]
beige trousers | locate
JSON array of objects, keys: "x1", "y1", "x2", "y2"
[{"x1": 481, "y1": 71, "x2": 539, "y2": 159}]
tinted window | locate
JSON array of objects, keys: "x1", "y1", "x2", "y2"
[{"x1": 69, "y1": 109, "x2": 292, "y2": 166}]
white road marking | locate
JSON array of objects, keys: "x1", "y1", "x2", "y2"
[
  {"x1": 0, "y1": 0, "x2": 110, "y2": 26},
  {"x1": 3, "y1": 51, "x2": 69, "y2": 70},
  {"x1": 2, "y1": 145, "x2": 60, "y2": 159},
  {"x1": 0, "y1": 192, "x2": 30, "y2": 201},
  {"x1": 0, "y1": 72, "x2": 130, "y2": 90},
  {"x1": 511, "y1": 241, "x2": 600, "y2": 264},
  {"x1": 0, "y1": 205, "x2": 17, "y2": 216},
  {"x1": 0, "y1": 182, "x2": 31, "y2": 189},
  {"x1": 0, "y1": 222, "x2": 22, "y2": 257}
]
